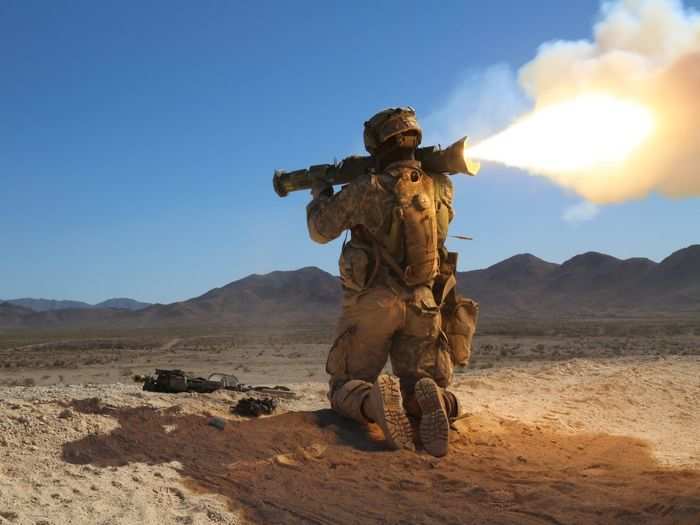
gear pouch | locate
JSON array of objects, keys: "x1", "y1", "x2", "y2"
[
  {"x1": 339, "y1": 242, "x2": 371, "y2": 292},
  {"x1": 442, "y1": 296, "x2": 479, "y2": 366},
  {"x1": 326, "y1": 327, "x2": 354, "y2": 379}
]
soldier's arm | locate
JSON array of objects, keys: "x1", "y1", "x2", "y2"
[{"x1": 306, "y1": 174, "x2": 386, "y2": 244}]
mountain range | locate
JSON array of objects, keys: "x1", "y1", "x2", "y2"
[
  {"x1": 0, "y1": 298, "x2": 151, "y2": 313},
  {"x1": 457, "y1": 245, "x2": 700, "y2": 318},
  {"x1": 1, "y1": 245, "x2": 698, "y2": 330}
]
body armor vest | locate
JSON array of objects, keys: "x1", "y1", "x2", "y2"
[{"x1": 385, "y1": 160, "x2": 439, "y2": 287}]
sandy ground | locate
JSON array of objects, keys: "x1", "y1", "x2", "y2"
[
  {"x1": 2, "y1": 330, "x2": 698, "y2": 388},
  {"x1": 0, "y1": 341, "x2": 331, "y2": 387},
  {"x1": 0, "y1": 355, "x2": 698, "y2": 524}
]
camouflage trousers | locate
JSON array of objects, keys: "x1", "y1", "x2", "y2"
[{"x1": 326, "y1": 284, "x2": 456, "y2": 423}]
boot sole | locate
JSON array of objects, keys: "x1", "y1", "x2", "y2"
[
  {"x1": 372, "y1": 375, "x2": 414, "y2": 451},
  {"x1": 415, "y1": 378, "x2": 449, "y2": 457}
]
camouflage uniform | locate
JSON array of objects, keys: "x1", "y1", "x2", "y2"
[{"x1": 308, "y1": 155, "x2": 477, "y2": 425}]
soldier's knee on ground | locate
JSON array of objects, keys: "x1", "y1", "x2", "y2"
[
  {"x1": 329, "y1": 379, "x2": 373, "y2": 424},
  {"x1": 441, "y1": 389, "x2": 461, "y2": 419}
]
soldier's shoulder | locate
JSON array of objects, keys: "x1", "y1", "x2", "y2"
[
  {"x1": 427, "y1": 171, "x2": 454, "y2": 203},
  {"x1": 426, "y1": 170, "x2": 453, "y2": 187}
]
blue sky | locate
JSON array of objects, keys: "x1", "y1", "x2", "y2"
[{"x1": 1, "y1": 0, "x2": 698, "y2": 304}]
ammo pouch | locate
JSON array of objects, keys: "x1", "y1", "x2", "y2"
[
  {"x1": 442, "y1": 296, "x2": 479, "y2": 366},
  {"x1": 339, "y1": 241, "x2": 372, "y2": 292}
]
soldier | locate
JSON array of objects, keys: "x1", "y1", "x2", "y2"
[{"x1": 307, "y1": 107, "x2": 478, "y2": 456}]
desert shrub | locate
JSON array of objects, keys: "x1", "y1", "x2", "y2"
[{"x1": 22, "y1": 377, "x2": 36, "y2": 387}]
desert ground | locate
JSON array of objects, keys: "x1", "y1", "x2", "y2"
[{"x1": 0, "y1": 322, "x2": 698, "y2": 524}]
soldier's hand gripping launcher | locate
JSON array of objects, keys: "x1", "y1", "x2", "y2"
[{"x1": 273, "y1": 136, "x2": 480, "y2": 197}]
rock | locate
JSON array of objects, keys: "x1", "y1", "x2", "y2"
[
  {"x1": 72, "y1": 397, "x2": 106, "y2": 415},
  {"x1": 301, "y1": 443, "x2": 327, "y2": 460},
  {"x1": 273, "y1": 453, "x2": 301, "y2": 469},
  {"x1": 57, "y1": 409, "x2": 73, "y2": 420},
  {"x1": 207, "y1": 417, "x2": 226, "y2": 430},
  {"x1": 0, "y1": 511, "x2": 18, "y2": 522}
]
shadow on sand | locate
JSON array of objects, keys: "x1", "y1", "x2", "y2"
[{"x1": 62, "y1": 399, "x2": 700, "y2": 525}]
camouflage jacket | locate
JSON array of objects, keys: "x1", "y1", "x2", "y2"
[{"x1": 307, "y1": 160, "x2": 455, "y2": 292}]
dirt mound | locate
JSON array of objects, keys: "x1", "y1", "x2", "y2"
[
  {"x1": 2, "y1": 357, "x2": 698, "y2": 524},
  {"x1": 63, "y1": 404, "x2": 700, "y2": 525}
]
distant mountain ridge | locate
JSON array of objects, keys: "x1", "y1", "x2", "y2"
[
  {"x1": 95, "y1": 298, "x2": 151, "y2": 311},
  {"x1": 136, "y1": 267, "x2": 341, "y2": 328},
  {"x1": 457, "y1": 245, "x2": 700, "y2": 317},
  {"x1": 0, "y1": 302, "x2": 35, "y2": 327},
  {"x1": 0, "y1": 297, "x2": 151, "y2": 313},
  {"x1": 1, "y1": 245, "x2": 698, "y2": 329}
]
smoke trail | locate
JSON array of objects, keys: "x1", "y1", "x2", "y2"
[
  {"x1": 516, "y1": 0, "x2": 700, "y2": 203},
  {"x1": 431, "y1": 0, "x2": 700, "y2": 204}
]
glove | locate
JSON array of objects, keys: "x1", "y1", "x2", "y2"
[{"x1": 311, "y1": 178, "x2": 334, "y2": 200}]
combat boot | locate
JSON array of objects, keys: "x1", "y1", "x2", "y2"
[
  {"x1": 415, "y1": 377, "x2": 450, "y2": 457},
  {"x1": 365, "y1": 375, "x2": 414, "y2": 451}
]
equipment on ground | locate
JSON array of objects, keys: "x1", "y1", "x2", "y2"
[
  {"x1": 142, "y1": 369, "x2": 296, "y2": 398},
  {"x1": 143, "y1": 369, "x2": 232, "y2": 394},
  {"x1": 231, "y1": 397, "x2": 278, "y2": 417}
]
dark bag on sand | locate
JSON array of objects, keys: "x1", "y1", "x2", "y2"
[{"x1": 232, "y1": 397, "x2": 277, "y2": 417}]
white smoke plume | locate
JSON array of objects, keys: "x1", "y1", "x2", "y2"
[
  {"x1": 518, "y1": 0, "x2": 700, "y2": 203},
  {"x1": 430, "y1": 0, "x2": 700, "y2": 205}
]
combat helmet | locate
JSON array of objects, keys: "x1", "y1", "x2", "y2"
[{"x1": 363, "y1": 107, "x2": 422, "y2": 154}]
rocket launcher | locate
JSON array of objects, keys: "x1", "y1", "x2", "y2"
[{"x1": 273, "y1": 136, "x2": 480, "y2": 197}]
